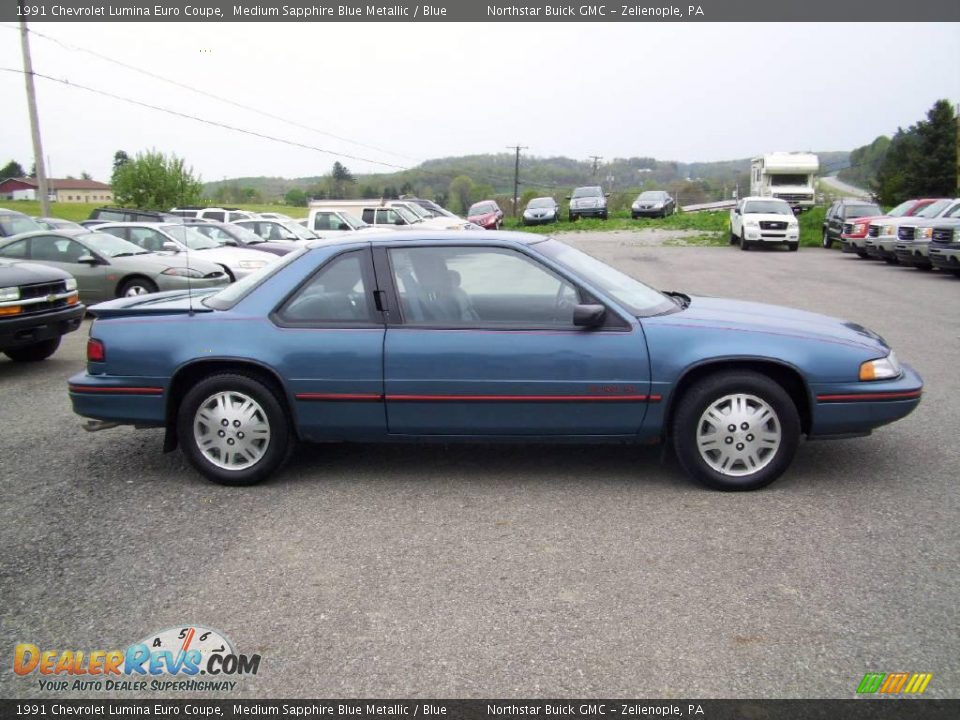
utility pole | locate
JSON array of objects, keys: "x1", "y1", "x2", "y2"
[
  {"x1": 589, "y1": 155, "x2": 603, "y2": 178},
  {"x1": 506, "y1": 144, "x2": 527, "y2": 217},
  {"x1": 20, "y1": 21, "x2": 50, "y2": 216}
]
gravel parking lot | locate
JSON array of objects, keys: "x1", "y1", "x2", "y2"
[{"x1": 1, "y1": 241, "x2": 957, "y2": 699}]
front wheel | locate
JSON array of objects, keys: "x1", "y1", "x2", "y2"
[
  {"x1": 822, "y1": 230, "x2": 833, "y2": 249},
  {"x1": 740, "y1": 238, "x2": 751, "y2": 251},
  {"x1": 569, "y1": 213, "x2": 577, "y2": 222},
  {"x1": 177, "y1": 373, "x2": 292, "y2": 486},
  {"x1": 788, "y1": 242, "x2": 799, "y2": 252},
  {"x1": 118, "y1": 277, "x2": 158, "y2": 297},
  {"x1": 4, "y1": 337, "x2": 61, "y2": 362},
  {"x1": 671, "y1": 371, "x2": 801, "y2": 491},
  {"x1": 856, "y1": 249, "x2": 868, "y2": 258}
]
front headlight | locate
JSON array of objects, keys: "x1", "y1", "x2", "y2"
[
  {"x1": 162, "y1": 267, "x2": 203, "y2": 278},
  {"x1": 745, "y1": 220, "x2": 760, "y2": 228},
  {"x1": 0, "y1": 286, "x2": 20, "y2": 302},
  {"x1": 882, "y1": 224, "x2": 896, "y2": 236},
  {"x1": 64, "y1": 278, "x2": 78, "y2": 292},
  {"x1": 917, "y1": 227, "x2": 933, "y2": 240},
  {"x1": 631, "y1": 202, "x2": 640, "y2": 210},
  {"x1": 237, "y1": 260, "x2": 267, "y2": 270},
  {"x1": 859, "y1": 352, "x2": 902, "y2": 381},
  {"x1": 853, "y1": 222, "x2": 866, "y2": 234}
]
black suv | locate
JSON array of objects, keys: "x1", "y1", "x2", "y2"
[
  {"x1": 0, "y1": 257, "x2": 84, "y2": 361},
  {"x1": 821, "y1": 199, "x2": 881, "y2": 248},
  {"x1": 87, "y1": 207, "x2": 180, "y2": 224}
]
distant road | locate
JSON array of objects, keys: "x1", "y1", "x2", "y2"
[{"x1": 821, "y1": 174, "x2": 872, "y2": 199}]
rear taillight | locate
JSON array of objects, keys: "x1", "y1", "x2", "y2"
[{"x1": 87, "y1": 338, "x2": 105, "y2": 362}]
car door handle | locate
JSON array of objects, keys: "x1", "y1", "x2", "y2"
[{"x1": 373, "y1": 290, "x2": 387, "y2": 312}]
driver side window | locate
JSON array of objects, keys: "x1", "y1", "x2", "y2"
[
  {"x1": 275, "y1": 251, "x2": 374, "y2": 326},
  {"x1": 388, "y1": 246, "x2": 581, "y2": 327}
]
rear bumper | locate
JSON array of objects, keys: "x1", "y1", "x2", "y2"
[
  {"x1": 808, "y1": 364, "x2": 923, "y2": 438},
  {"x1": 68, "y1": 371, "x2": 168, "y2": 426},
  {"x1": 0, "y1": 305, "x2": 84, "y2": 350}
]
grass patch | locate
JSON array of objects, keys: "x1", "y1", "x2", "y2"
[{"x1": 502, "y1": 209, "x2": 731, "y2": 235}]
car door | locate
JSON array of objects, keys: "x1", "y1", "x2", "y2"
[
  {"x1": 26, "y1": 235, "x2": 109, "y2": 302},
  {"x1": 377, "y1": 243, "x2": 652, "y2": 436},
  {"x1": 270, "y1": 247, "x2": 386, "y2": 440}
]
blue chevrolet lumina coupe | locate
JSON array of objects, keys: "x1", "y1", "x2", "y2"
[{"x1": 68, "y1": 232, "x2": 923, "y2": 491}]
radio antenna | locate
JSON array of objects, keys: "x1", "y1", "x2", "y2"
[{"x1": 180, "y1": 216, "x2": 194, "y2": 316}]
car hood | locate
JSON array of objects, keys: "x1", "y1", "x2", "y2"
[
  {"x1": 0, "y1": 258, "x2": 72, "y2": 285},
  {"x1": 899, "y1": 217, "x2": 960, "y2": 228},
  {"x1": 525, "y1": 207, "x2": 556, "y2": 214},
  {"x1": 670, "y1": 296, "x2": 888, "y2": 352},
  {"x1": 111, "y1": 252, "x2": 224, "y2": 274},
  {"x1": 741, "y1": 213, "x2": 797, "y2": 223},
  {"x1": 468, "y1": 213, "x2": 498, "y2": 223},
  {"x1": 192, "y1": 247, "x2": 277, "y2": 264}
]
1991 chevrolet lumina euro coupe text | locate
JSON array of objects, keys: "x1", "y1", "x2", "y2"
[{"x1": 68, "y1": 232, "x2": 923, "y2": 491}]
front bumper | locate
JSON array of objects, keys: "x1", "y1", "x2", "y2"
[
  {"x1": 0, "y1": 304, "x2": 84, "y2": 350},
  {"x1": 808, "y1": 364, "x2": 923, "y2": 438},
  {"x1": 570, "y1": 206, "x2": 607, "y2": 218},
  {"x1": 632, "y1": 207, "x2": 665, "y2": 217},
  {"x1": 865, "y1": 237, "x2": 896, "y2": 259},
  {"x1": 894, "y1": 242, "x2": 931, "y2": 267},
  {"x1": 522, "y1": 214, "x2": 557, "y2": 225},
  {"x1": 156, "y1": 274, "x2": 230, "y2": 292},
  {"x1": 929, "y1": 244, "x2": 960, "y2": 271},
  {"x1": 841, "y1": 234, "x2": 868, "y2": 252}
]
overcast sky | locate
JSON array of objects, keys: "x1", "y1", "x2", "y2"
[{"x1": 0, "y1": 22, "x2": 957, "y2": 182}]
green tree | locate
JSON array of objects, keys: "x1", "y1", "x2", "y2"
[
  {"x1": 284, "y1": 188, "x2": 307, "y2": 207},
  {"x1": 1, "y1": 160, "x2": 25, "y2": 178},
  {"x1": 80, "y1": 171, "x2": 93, "y2": 180},
  {"x1": 330, "y1": 161, "x2": 356, "y2": 198},
  {"x1": 913, "y1": 99, "x2": 957, "y2": 197},
  {"x1": 448, "y1": 175, "x2": 474, "y2": 214},
  {"x1": 112, "y1": 150, "x2": 130, "y2": 175},
  {"x1": 875, "y1": 129, "x2": 920, "y2": 206},
  {"x1": 111, "y1": 150, "x2": 203, "y2": 210}
]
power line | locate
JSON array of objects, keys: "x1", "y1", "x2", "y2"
[
  {"x1": 0, "y1": 66, "x2": 413, "y2": 171},
  {"x1": 0, "y1": 22, "x2": 419, "y2": 163}
]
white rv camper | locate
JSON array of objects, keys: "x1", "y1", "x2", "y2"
[{"x1": 749, "y1": 153, "x2": 819, "y2": 211}]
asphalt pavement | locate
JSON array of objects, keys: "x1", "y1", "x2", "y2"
[{"x1": 1, "y1": 240, "x2": 957, "y2": 699}]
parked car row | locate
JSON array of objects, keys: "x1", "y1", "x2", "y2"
[{"x1": 834, "y1": 197, "x2": 960, "y2": 277}]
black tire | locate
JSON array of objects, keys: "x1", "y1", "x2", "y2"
[
  {"x1": 4, "y1": 337, "x2": 61, "y2": 362},
  {"x1": 788, "y1": 242, "x2": 799, "y2": 252},
  {"x1": 856, "y1": 249, "x2": 868, "y2": 258},
  {"x1": 601, "y1": 211, "x2": 608, "y2": 220},
  {"x1": 569, "y1": 213, "x2": 577, "y2": 222},
  {"x1": 632, "y1": 213, "x2": 638, "y2": 220},
  {"x1": 671, "y1": 370, "x2": 801, "y2": 491},
  {"x1": 884, "y1": 257, "x2": 899, "y2": 265},
  {"x1": 740, "y1": 238, "x2": 750, "y2": 251},
  {"x1": 177, "y1": 372, "x2": 292, "y2": 486},
  {"x1": 822, "y1": 230, "x2": 833, "y2": 249},
  {"x1": 118, "y1": 276, "x2": 158, "y2": 298},
  {"x1": 729, "y1": 232, "x2": 739, "y2": 245}
]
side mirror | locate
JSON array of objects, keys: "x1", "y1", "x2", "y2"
[
  {"x1": 338, "y1": 223, "x2": 350, "y2": 231},
  {"x1": 395, "y1": 218, "x2": 405, "y2": 225},
  {"x1": 162, "y1": 241, "x2": 180, "y2": 252},
  {"x1": 77, "y1": 254, "x2": 98, "y2": 265},
  {"x1": 573, "y1": 304, "x2": 606, "y2": 328},
  {"x1": 733, "y1": 208, "x2": 740, "y2": 215}
]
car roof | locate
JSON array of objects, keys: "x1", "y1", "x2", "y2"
[{"x1": 306, "y1": 230, "x2": 546, "y2": 251}]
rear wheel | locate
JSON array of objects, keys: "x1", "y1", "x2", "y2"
[
  {"x1": 4, "y1": 337, "x2": 61, "y2": 362},
  {"x1": 671, "y1": 371, "x2": 800, "y2": 491},
  {"x1": 177, "y1": 373, "x2": 292, "y2": 486}
]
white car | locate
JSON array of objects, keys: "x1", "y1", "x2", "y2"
[
  {"x1": 93, "y1": 222, "x2": 278, "y2": 281},
  {"x1": 257, "y1": 212, "x2": 293, "y2": 221},
  {"x1": 730, "y1": 197, "x2": 800, "y2": 251},
  {"x1": 303, "y1": 208, "x2": 392, "y2": 239},
  {"x1": 233, "y1": 218, "x2": 319, "y2": 242},
  {"x1": 865, "y1": 198, "x2": 956, "y2": 263}
]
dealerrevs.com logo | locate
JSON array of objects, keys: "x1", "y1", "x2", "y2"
[{"x1": 14, "y1": 625, "x2": 261, "y2": 692}]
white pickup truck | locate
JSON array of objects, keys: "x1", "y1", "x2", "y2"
[{"x1": 730, "y1": 197, "x2": 800, "y2": 251}]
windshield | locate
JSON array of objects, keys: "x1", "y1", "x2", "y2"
[
  {"x1": 468, "y1": 202, "x2": 496, "y2": 216},
  {"x1": 0, "y1": 213, "x2": 43, "y2": 237},
  {"x1": 917, "y1": 199, "x2": 952, "y2": 218},
  {"x1": 527, "y1": 198, "x2": 556, "y2": 209},
  {"x1": 743, "y1": 200, "x2": 794, "y2": 215},
  {"x1": 339, "y1": 211, "x2": 368, "y2": 229},
  {"x1": 537, "y1": 239, "x2": 674, "y2": 317},
  {"x1": 195, "y1": 223, "x2": 265, "y2": 245},
  {"x1": 79, "y1": 232, "x2": 148, "y2": 257},
  {"x1": 280, "y1": 221, "x2": 318, "y2": 240},
  {"x1": 887, "y1": 201, "x2": 914, "y2": 217},
  {"x1": 638, "y1": 191, "x2": 667, "y2": 201},
  {"x1": 160, "y1": 224, "x2": 221, "y2": 250},
  {"x1": 392, "y1": 206, "x2": 420, "y2": 223},
  {"x1": 572, "y1": 187, "x2": 602, "y2": 199},
  {"x1": 398, "y1": 203, "x2": 430, "y2": 219},
  {"x1": 843, "y1": 205, "x2": 881, "y2": 218},
  {"x1": 770, "y1": 174, "x2": 810, "y2": 186},
  {"x1": 204, "y1": 244, "x2": 307, "y2": 310}
]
